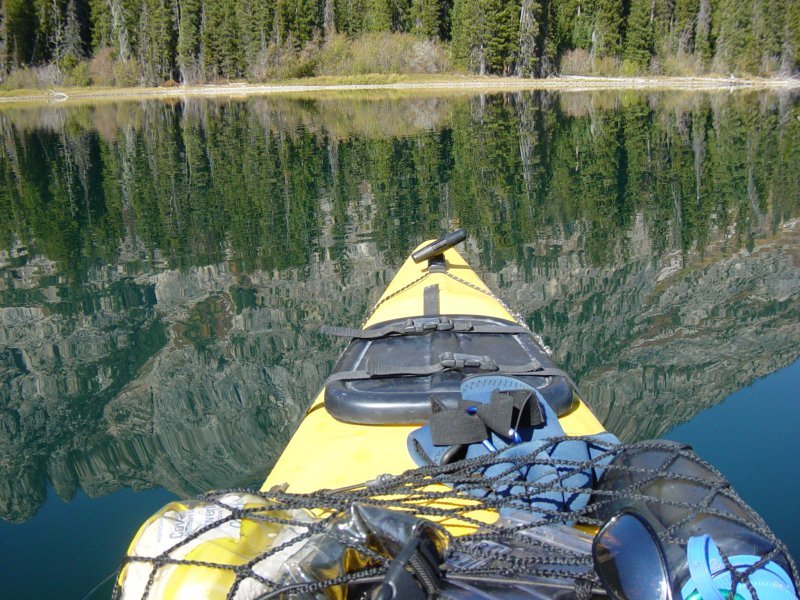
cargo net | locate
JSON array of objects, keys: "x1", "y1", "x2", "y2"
[{"x1": 114, "y1": 439, "x2": 799, "y2": 600}]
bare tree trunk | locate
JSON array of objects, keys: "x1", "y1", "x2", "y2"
[
  {"x1": 324, "y1": 0, "x2": 336, "y2": 37},
  {"x1": 108, "y1": 0, "x2": 132, "y2": 62},
  {"x1": 691, "y1": 112, "x2": 705, "y2": 204},
  {"x1": 517, "y1": 0, "x2": 539, "y2": 77},
  {"x1": 517, "y1": 92, "x2": 537, "y2": 203},
  {"x1": 0, "y1": 2, "x2": 8, "y2": 75},
  {"x1": 695, "y1": 0, "x2": 711, "y2": 66}
]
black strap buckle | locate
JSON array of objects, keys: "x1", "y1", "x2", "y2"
[{"x1": 439, "y1": 352, "x2": 498, "y2": 371}]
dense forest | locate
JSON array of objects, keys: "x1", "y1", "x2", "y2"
[{"x1": 0, "y1": 0, "x2": 798, "y2": 87}]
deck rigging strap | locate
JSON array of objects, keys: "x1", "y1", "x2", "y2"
[
  {"x1": 321, "y1": 317, "x2": 532, "y2": 339},
  {"x1": 324, "y1": 353, "x2": 571, "y2": 384}
]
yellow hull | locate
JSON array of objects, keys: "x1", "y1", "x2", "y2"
[{"x1": 262, "y1": 243, "x2": 605, "y2": 494}]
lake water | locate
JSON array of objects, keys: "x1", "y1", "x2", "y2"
[{"x1": 1, "y1": 89, "x2": 799, "y2": 598}]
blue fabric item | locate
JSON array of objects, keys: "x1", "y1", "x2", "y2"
[
  {"x1": 407, "y1": 375, "x2": 620, "y2": 520},
  {"x1": 682, "y1": 534, "x2": 798, "y2": 600}
]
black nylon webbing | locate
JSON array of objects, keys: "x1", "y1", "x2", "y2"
[
  {"x1": 325, "y1": 356, "x2": 570, "y2": 384},
  {"x1": 423, "y1": 284, "x2": 440, "y2": 316},
  {"x1": 320, "y1": 318, "x2": 531, "y2": 339}
]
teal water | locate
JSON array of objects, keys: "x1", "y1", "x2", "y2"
[
  {"x1": 1, "y1": 90, "x2": 799, "y2": 597},
  {"x1": 666, "y1": 357, "x2": 800, "y2": 562}
]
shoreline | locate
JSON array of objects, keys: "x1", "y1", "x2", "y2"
[{"x1": 1, "y1": 74, "x2": 799, "y2": 106}]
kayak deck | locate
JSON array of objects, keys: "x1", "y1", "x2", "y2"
[{"x1": 262, "y1": 243, "x2": 604, "y2": 493}]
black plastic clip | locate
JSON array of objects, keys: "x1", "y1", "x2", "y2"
[
  {"x1": 371, "y1": 528, "x2": 443, "y2": 600},
  {"x1": 439, "y1": 352, "x2": 498, "y2": 371}
]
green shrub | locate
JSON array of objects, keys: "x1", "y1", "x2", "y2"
[
  {"x1": 592, "y1": 55, "x2": 619, "y2": 76},
  {"x1": 559, "y1": 49, "x2": 592, "y2": 75},
  {"x1": 65, "y1": 61, "x2": 92, "y2": 86},
  {"x1": 112, "y1": 60, "x2": 140, "y2": 87},
  {"x1": 317, "y1": 32, "x2": 450, "y2": 76},
  {"x1": 660, "y1": 52, "x2": 703, "y2": 76},
  {"x1": 1, "y1": 65, "x2": 64, "y2": 90},
  {"x1": 619, "y1": 59, "x2": 637, "y2": 76},
  {"x1": 249, "y1": 37, "x2": 321, "y2": 81}
]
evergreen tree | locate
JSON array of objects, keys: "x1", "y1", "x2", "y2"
[
  {"x1": 293, "y1": 0, "x2": 322, "y2": 45},
  {"x1": 694, "y1": 0, "x2": 712, "y2": 66},
  {"x1": 673, "y1": 0, "x2": 698, "y2": 55},
  {"x1": 451, "y1": 0, "x2": 486, "y2": 72},
  {"x1": 202, "y1": 0, "x2": 242, "y2": 78},
  {"x1": 4, "y1": 0, "x2": 39, "y2": 65},
  {"x1": 624, "y1": 0, "x2": 652, "y2": 71},
  {"x1": 88, "y1": 0, "x2": 111, "y2": 49},
  {"x1": 334, "y1": 0, "x2": 368, "y2": 35},
  {"x1": 237, "y1": 0, "x2": 274, "y2": 69},
  {"x1": 364, "y1": 0, "x2": 392, "y2": 32},
  {"x1": 713, "y1": 0, "x2": 757, "y2": 73},
  {"x1": 452, "y1": 0, "x2": 519, "y2": 74},
  {"x1": 484, "y1": 0, "x2": 519, "y2": 74},
  {"x1": 410, "y1": 0, "x2": 439, "y2": 38},
  {"x1": 138, "y1": 0, "x2": 176, "y2": 82},
  {"x1": 557, "y1": 0, "x2": 593, "y2": 51},
  {"x1": 593, "y1": 0, "x2": 624, "y2": 57},
  {"x1": 0, "y1": 4, "x2": 7, "y2": 74},
  {"x1": 789, "y1": 0, "x2": 800, "y2": 69},
  {"x1": 89, "y1": 0, "x2": 135, "y2": 61},
  {"x1": 537, "y1": 0, "x2": 561, "y2": 75},
  {"x1": 177, "y1": 0, "x2": 201, "y2": 82}
]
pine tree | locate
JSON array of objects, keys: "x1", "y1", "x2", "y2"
[
  {"x1": 593, "y1": 0, "x2": 624, "y2": 57},
  {"x1": 410, "y1": 0, "x2": 439, "y2": 38},
  {"x1": 537, "y1": 0, "x2": 561, "y2": 74},
  {"x1": 3, "y1": 0, "x2": 38, "y2": 66},
  {"x1": 89, "y1": 0, "x2": 134, "y2": 61},
  {"x1": 624, "y1": 0, "x2": 652, "y2": 71},
  {"x1": 558, "y1": 0, "x2": 592, "y2": 51},
  {"x1": 451, "y1": 0, "x2": 486, "y2": 72},
  {"x1": 713, "y1": 0, "x2": 757, "y2": 73},
  {"x1": 483, "y1": 0, "x2": 519, "y2": 74},
  {"x1": 202, "y1": 0, "x2": 242, "y2": 78},
  {"x1": 139, "y1": 0, "x2": 176, "y2": 83},
  {"x1": 89, "y1": 0, "x2": 112, "y2": 49},
  {"x1": 788, "y1": 0, "x2": 800, "y2": 70},
  {"x1": 694, "y1": 0, "x2": 711, "y2": 66},
  {"x1": 0, "y1": 3, "x2": 7, "y2": 73},
  {"x1": 293, "y1": 0, "x2": 322, "y2": 45},
  {"x1": 364, "y1": 0, "x2": 392, "y2": 32},
  {"x1": 673, "y1": 0, "x2": 698, "y2": 55},
  {"x1": 58, "y1": 0, "x2": 86, "y2": 67},
  {"x1": 237, "y1": 0, "x2": 274, "y2": 68},
  {"x1": 176, "y1": 0, "x2": 201, "y2": 82},
  {"x1": 452, "y1": 0, "x2": 519, "y2": 74},
  {"x1": 334, "y1": 0, "x2": 368, "y2": 35}
]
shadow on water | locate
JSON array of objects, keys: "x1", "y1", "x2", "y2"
[{"x1": 1, "y1": 89, "x2": 799, "y2": 595}]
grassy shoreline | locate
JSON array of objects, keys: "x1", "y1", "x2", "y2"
[{"x1": 1, "y1": 73, "x2": 799, "y2": 106}]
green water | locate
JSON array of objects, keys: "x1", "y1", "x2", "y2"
[{"x1": 1, "y1": 90, "x2": 799, "y2": 597}]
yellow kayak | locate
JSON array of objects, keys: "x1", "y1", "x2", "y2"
[
  {"x1": 262, "y1": 231, "x2": 605, "y2": 494},
  {"x1": 116, "y1": 231, "x2": 800, "y2": 600}
]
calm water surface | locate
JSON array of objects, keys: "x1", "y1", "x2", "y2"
[{"x1": 1, "y1": 90, "x2": 799, "y2": 597}]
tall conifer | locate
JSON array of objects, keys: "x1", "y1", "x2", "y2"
[
  {"x1": 410, "y1": 0, "x2": 439, "y2": 38},
  {"x1": 624, "y1": 0, "x2": 652, "y2": 70},
  {"x1": 177, "y1": 0, "x2": 201, "y2": 82}
]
